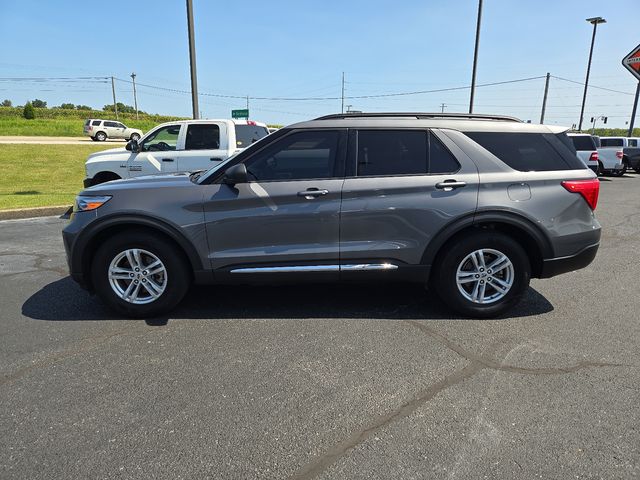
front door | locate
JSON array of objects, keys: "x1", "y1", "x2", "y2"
[
  {"x1": 202, "y1": 129, "x2": 346, "y2": 278},
  {"x1": 340, "y1": 128, "x2": 479, "y2": 267},
  {"x1": 126, "y1": 124, "x2": 182, "y2": 177}
]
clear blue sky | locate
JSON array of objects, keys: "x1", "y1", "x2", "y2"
[{"x1": 1, "y1": 0, "x2": 639, "y2": 128}]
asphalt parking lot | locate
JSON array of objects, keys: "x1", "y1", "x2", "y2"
[{"x1": 1, "y1": 175, "x2": 639, "y2": 479}]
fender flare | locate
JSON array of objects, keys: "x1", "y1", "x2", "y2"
[{"x1": 421, "y1": 209, "x2": 554, "y2": 267}]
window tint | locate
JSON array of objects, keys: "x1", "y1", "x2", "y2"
[
  {"x1": 600, "y1": 138, "x2": 624, "y2": 147},
  {"x1": 116, "y1": 123, "x2": 126, "y2": 129},
  {"x1": 429, "y1": 133, "x2": 460, "y2": 173},
  {"x1": 357, "y1": 130, "x2": 427, "y2": 176},
  {"x1": 140, "y1": 125, "x2": 181, "y2": 152},
  {"x1": 185, "y1": 124, "x2": 220, "y2": 150},
  {"x1": 570, "y1": 135, "x2": 597, "y2": 151},
  {"x1": 235, "y1": 124, "x2": 269, "y2": 148},
  {"x1": 465, "y1": 132, "x2": 585, "y2": 171},
  {"x1": 629, "y1": 139, "x2": 638, "y2": 147},
  {"x1": 355, "y1": 130, "x2": 459, "y2": 176},
  {"x1": 92, "y1": 120, "x2": 101, "y2": 126},
  {"x1": 244, "y1": 130, "x2": 339, "y2": 181},
  {"x1": 104, "y1": 121, "x2": 118, "y2": 128}
]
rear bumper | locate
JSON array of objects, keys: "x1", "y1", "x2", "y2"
[{"x1": 539, "y1": 242, "x2": 599, "y2": 278}]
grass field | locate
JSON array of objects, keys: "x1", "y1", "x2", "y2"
[{"x1": 0, "y1": 144, "x2": 113, "y2": 210}]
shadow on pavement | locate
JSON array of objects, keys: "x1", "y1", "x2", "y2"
[{"x1": 22, "y1": 276, "x2": 554, "y2": 324}]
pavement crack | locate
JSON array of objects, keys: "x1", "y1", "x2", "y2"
[
  {"x1": 289, "y1": 362, "x2": 483, "y2": 480},
  {"x1": 405, "y1": 320, "x2": 624, "y2": 375}
]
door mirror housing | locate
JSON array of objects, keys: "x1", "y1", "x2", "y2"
[
  {"x1": 126, "y1": 139, "x2": 139, "y2": 152},
  {"x1": 222, "y1": 164, "x2": 248, "y2": 185}
]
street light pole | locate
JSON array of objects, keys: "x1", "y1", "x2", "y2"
[
  {"x1": 130, "y1": 72, "x2": 138, "y2": 120},
  {"x1": 469, "y1": 0, "x2": 483, "y2": 114},
  {"x1": 578, "y1": 16, "x2": 606, "y2": 131},
  {"x1": 186, "y1": 0, "x2": 199, "y2": 120}
]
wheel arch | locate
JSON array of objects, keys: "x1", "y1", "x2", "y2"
[
  {"x1": 422, "y1": 210, "x2": 554, "y2": 280},
  {"x1": 90, "y1": 171, "x2": 121, "y2": 186},
  {"x1": 72, "y1": 214, "x2": 204, "y2": 291}
]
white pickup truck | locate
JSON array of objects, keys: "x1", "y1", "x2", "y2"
[
  {"x1": 593, "y1": 136, "x2": 625, "y2": 176},
  {"x1": 84, "y1": 119, "x2": 270, "y2": 186}
]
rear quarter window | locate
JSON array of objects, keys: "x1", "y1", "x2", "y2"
[
  {"x1": 464, "y1": 132, "x2": 585, "y2": 171},
  {"x1": 570, "y1": 135, "x2": 597, "y2": 151},
  {"x1": 92, "y1": 120, "x2": 101, "y2": 126}
]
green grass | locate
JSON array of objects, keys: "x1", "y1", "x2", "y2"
[{"x1": 0, "y1": 144, "x2": 113, "y2": 210}]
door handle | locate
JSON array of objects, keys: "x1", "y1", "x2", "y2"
[
  {"x1": 210, "y1": 157, "x2": 223, "y2": 161},
  {"x1": 297, "y1": 188, "x2": 329, "y2": 198},
  {"x1": 435, "y1": 180, "x2": 467, "y2": 191},
  {"x1": 162, "y1": 158, "x2": 174, "y2": 162}
]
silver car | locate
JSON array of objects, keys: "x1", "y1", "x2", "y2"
[
  {"x1": 63, "y1": 113, "x2": 601, "y2": 318},
  {"x1": 83, "y1": 119, "x2": 143, "y2": 142}
]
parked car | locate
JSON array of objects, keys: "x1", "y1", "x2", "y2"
[
  {"x1": 63, "y1": 112, "x2": 600, "y2": 319},
  {"x1": 83, "y1": 119, "x2": 270, "y2": 186},
  {"x1": 593, "y1": 136, "x2": 626, "y2": 176},
  {"x1": 567, "y1": 133, "x2": 599, "y2": 174},
  {"x1": 83, "y1": 119, "x2": 143, "y2": 142},
  {"x1": 599, "y1": 136, "x2": 640, "y2": 173}
]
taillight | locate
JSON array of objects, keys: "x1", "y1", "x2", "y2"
[
  {"x1": 589, "y1": 151, "x2": 598, "y2": 162},
  {"x1": 561, "y1": 179, "x2": 600, "y2": 210},
  {"x1": 246, "y1": 120, "x2": 256, "y2": 125},
  {"x1": 616, "y1": 150, "x2": 623, "y2": 160}
]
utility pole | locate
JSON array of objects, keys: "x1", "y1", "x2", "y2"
[
  {"x1": 440, "y1": 103, "x2": 446, "y2": 113},
  {"x1": 628, "y1": 81, "x2": 640, "y2": 137},
  {"x1": 469, "y1": 0, "x2": 483, "y2": 114},
  {"x1": 578, "y1": 17, "x2": 606, "y2": 131},
  {"x1": 540, "y1": 72, "x2": 550, "y2": 124},
  {"x1": 341, "y1": 72, "x2": 345, "y2": 114},
  {"x1": 111, "y1": 76, "x2": 118, "y2": 120},
  {"x1": 130, "y1": 72, "x2": 138, "y2": 120},
  {"x1": 186, "y1": 0, "x2": 199, "y2": 119},
  {"x1": 246, "y1": 95, "x2": 249, "y2": 111}
]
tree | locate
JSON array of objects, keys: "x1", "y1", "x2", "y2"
[
  {"x1": 60, "y1": 103, "x2": 75, "y2": 109},
  {"x1": 1, "y1": 99, "x2": 11, "y2": 107},
  {"x1": 75, "y1": 104, "x2": 92, "y2": 111},
  {"x1": 31, "y1": 99, "x2": 47, "y2": 108},
  {"x1": 103, "y1": 102, "x2": 137, "y2": 114},
  {"x1": 23, "y1": 102, "x2": 35, "y2": 119}
]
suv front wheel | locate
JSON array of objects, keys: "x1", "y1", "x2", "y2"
[
  {"x1": 91, "y1": 232, "x2": 191, "y2": 318},
  {"x1": 434, "y1": 232, "x2": 531, "y2": 318}
]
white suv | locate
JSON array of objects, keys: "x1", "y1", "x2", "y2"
[{"x1": 83, "y1": 119, "x2": 143, "y2": 142}]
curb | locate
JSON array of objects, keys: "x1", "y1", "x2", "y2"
[{"x1": 0, "y1": 205, "x2": 70, "y2": 221}]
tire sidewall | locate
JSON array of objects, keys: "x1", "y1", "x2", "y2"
[
  {"x1": 96, "y1": 131, "x2": 107, "y2": 141},
  {"x1": 435, "y1": 232, "x2": 531, "y2": 318},
  {"x1": 91, "y1": 233, "x2": 190, "y2": 318}
]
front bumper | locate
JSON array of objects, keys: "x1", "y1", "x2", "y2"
[{"x1": 539, "y1": 242, "x2": 599, "y2": 278}]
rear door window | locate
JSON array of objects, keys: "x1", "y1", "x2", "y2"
[
  {"x1": 464, "y1": 132, "x2": 585, "y2": 171},
  {"x1": 355, "y1": 130, "x2": 459, "y2": 177},
  {"x1": 629, "y1": 139, "x2": 638, "y2": 147},
  {"x1": 92, "y1": 120, "x2": 101, "y2": 126},
  {"x1": 185, "y1": 124, "x2": 220, "y2": 150}
]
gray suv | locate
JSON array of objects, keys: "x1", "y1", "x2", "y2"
[{"x1": 62, "y1": 113, "x2": 601, "y2": 318}]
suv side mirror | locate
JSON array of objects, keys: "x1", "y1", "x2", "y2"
[
  {"x1": 222, "y1": 164, "x2": 248, "y2": 185},
  {"x1": 126, "y1": 139, "x2": 139, "y2": 152}
]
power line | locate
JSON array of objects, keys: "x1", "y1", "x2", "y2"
[{"x1": 551, "y1": 76, "x2": 635, "y2": 96}]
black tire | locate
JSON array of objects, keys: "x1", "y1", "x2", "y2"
[
  {"x1": 611, "y1": 164, "x2": 627, "y2": 177},
  {"x1": 597, "y1": 161, "x2": 606, "y2": 176},
  {"x1": 634, "y1": 166, "x2": 640, "y2": 174},
  {"x1": 90, "y1": 136, "x2": 97, "y2": 142},
  {"x1": 91, "y1": 231, "x2": 191, "y2": 318},
  {"x1": 130, "y1": 133, "x2": 140, "y2": 141},
  {"x1": 433, "y1": 232, "x2": 531, "y2": 318},
  {"x1": 95, "y1": 131, "x2": 107, "y2": 142}
]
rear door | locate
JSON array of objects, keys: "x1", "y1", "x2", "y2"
[
  {"x1": 202, "y1": 129, "x2": 347, "y2": 276},
  {"x1": 177, "y1": 122, "x2": 229, "y2": 172},
  {"x1": 340, "y1": 129, "x2": 479, "y2": 267}
]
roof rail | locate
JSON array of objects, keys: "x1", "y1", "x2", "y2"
[{"x1": 314, "y1": 112, "x2": 522, "y2": 122}]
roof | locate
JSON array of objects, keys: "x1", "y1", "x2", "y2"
[{"x1": 287, "y1": 113, "x2": 568, "y2": 134}]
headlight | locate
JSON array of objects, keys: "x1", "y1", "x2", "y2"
[{"x1": 75, "y1": 195, "x2": 112, "y2": 212}]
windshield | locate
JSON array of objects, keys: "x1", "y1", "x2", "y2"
[{"x1": 235, "y1": 124, "x2": 269, "y2": 149}]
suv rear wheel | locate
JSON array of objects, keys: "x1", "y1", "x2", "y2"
[
  {"x1": 434, "y1": 232, "x2": 531, "y2": 318},
  {"x1": 91, "y1": 232, "x2": 191, "y2": 318},
  {"x1": 95, "y1": 131, "x2": 107, "y2": 141}
]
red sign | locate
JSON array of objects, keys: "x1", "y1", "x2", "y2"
[{"x1": 622, "y1": 43, "x2": 640, "y2": 81}]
